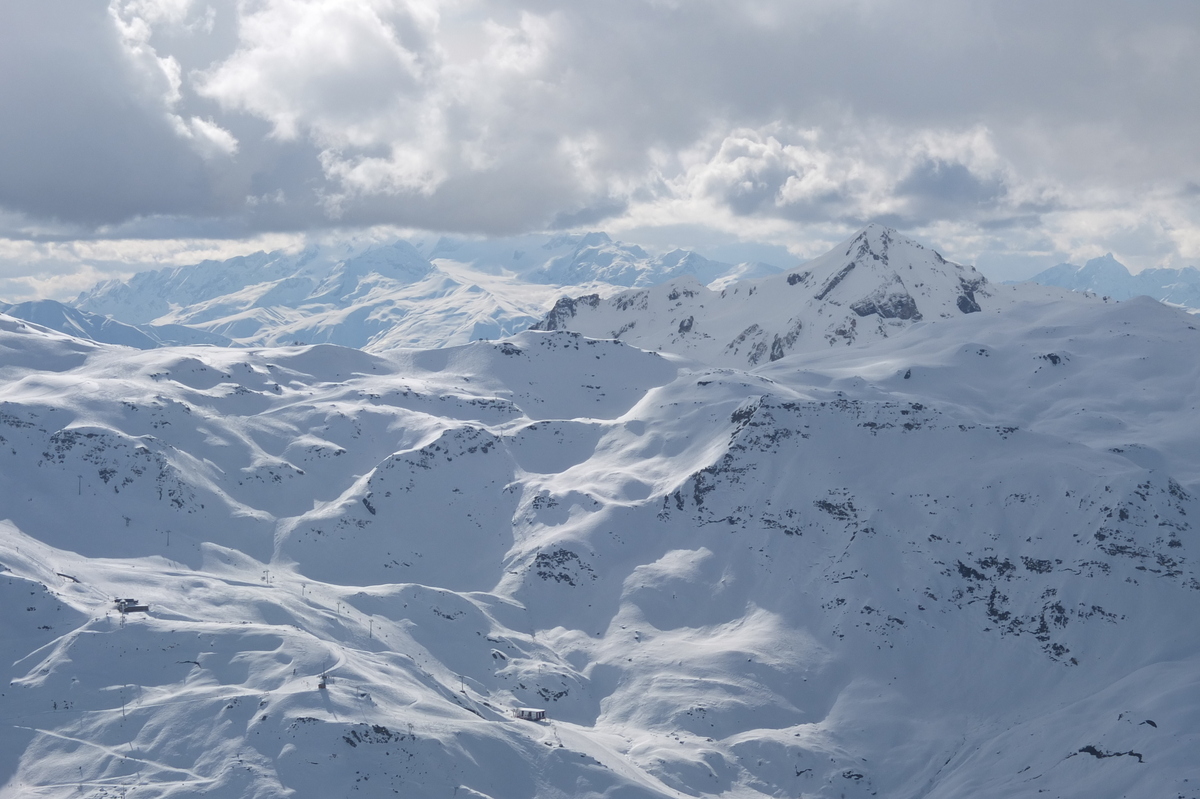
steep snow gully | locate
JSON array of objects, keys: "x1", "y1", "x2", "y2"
[{"x1": 1, "y1": 227, "x2": 1198, "y2": 798}]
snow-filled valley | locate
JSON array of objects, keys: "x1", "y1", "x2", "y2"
[{"x1": 1, "y1": 227, "x2": 1199, "y2": 798}]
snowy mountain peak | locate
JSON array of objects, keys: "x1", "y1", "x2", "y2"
[
  {"x1": 308, "y1": 241, "x2": 435, "y2": 301},
  {"x1": 1026, "y1": 253, "x2": 1200, "y2": 308},
  {"x1": 534, "y1": 225, "x2": 1005, "y2": 367},
  {"x1": 0, "y1": 299, "x2": 232, "y2": 348},
  {"x1": 544, "y1": 230, "x2": 615, "y2": 250},
  {"x1": 805, "y1": 223, "x2": 989, "y2": 316},
  {"x1": 1084, "y1": 252, "x2": 1128, "y2": 276},
  {"x1": 1043, "y1": 253, "x2": 1134, "y2": 287},
  {"x1": 532, "y1": 233, "x2": 654, "y2": 285},
  {"x1": 342, "y1": 240, "x2": 435, "y2": 281}
]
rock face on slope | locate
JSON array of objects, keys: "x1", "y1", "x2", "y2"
[{"x1": 534, "y1": 224, "x2": 1003, "y2": 367}]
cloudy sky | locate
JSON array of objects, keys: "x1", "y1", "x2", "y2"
[{"x1": 1, "y1": 0, "x2": 1198, "y2": 298}]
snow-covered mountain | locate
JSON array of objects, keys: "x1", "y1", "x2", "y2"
[
  {"x1": 71, "y1": 243, "x2": 556, "y2": 352},
  {"x1": 0, "y1": 299, "x2": 232, "y2": 349},
  {"x1": 2, "y1": 225, "x2": 1199, "y2": 798},
  {"x1": 426, "y1": 231, "x2": 785, "y2": 288},
  {"x1": 1026, "y1": 253, "x2": 1200, "y2": 309},
  {"x1": 66, "y1": 233, "x2": 784, "y2": 353},
  {"x1": 534, "y1": 224, "x2": 1033, "y2": 368}
]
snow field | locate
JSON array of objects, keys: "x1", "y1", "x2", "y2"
[{"x1": 0, "y1": 228, "x2": 1197, "y2": 797}]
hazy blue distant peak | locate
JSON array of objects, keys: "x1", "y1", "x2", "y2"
[
  {"x1": 656, "y1": 248, "x2": 702, "y2": 266},
  {"x1": 545, "y1": 230, "x2": 615, "y2": 250},
  {"x1": 0, "y1": 299, "x2": 157, "y2": 349},
  {"x1": 0, "y1": 299, "x2": 231, "y2": 348},
  {"x1": 1027, "y1": 253, "x2": 1200, "y2": 308},
  {"x1": 1084, "y1": 252, "x2": 1129, "y2": 273},
  {"x1": 62, "y1": 229, "x2": 776, "y2": 351},
  {"x1": 336, "y1": 240, "x2": 434, "y2": 281}
]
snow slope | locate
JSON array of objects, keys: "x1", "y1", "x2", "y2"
[
  {"x1": 2, "y1": 237, "x2": 1199, "y2": 798},
  {"x1": 533, "y1": 224, "x2": 1026, "y2": 368}
]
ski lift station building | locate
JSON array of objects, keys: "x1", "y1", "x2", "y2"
[{"x1": 513, "y1": 707, "x2": 546, "y2": 721}]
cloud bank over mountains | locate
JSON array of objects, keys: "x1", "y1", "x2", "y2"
[{"x1": 1, "y1": 0, "x2": 1198, "y2": 294}]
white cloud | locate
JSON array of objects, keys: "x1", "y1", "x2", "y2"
[
  {"x1": 179, "y1": 115, "x2": 239, "y2": 157},
  {"x1": 194, "y1": 1, "x2": 574, "y2": 206},
  {"x1": 109, "y1": 1, "x2": 186, "y2": 105},
  {"x1": 110, "y1": 0, "x2": 241, "y2": 160},
  {"x1": 0, "y1": 0, "x2": 1197, "y2": 283},
  {"x1": 113, "y1": 0, "x2": 198, "y2": 28},
  {"x1": 196, "y1": 0, "x2": 437, "y2": 144},
  {"x1": 0, "y1": 232, "x2": 308, "y2": 302},
  {"x1": 653, "y1": 123, "x2": 1013, "y2": 228}
]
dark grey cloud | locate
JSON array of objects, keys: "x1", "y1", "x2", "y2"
[
  {"x1": 549, "y1": 201, "x2": 630, "y2": 231},
  {"x1": 0, "y1": 2, "x2": 215, "y2": 225},
  {"x1": 977, "y1": 215, "x2": 1044, "y2": 232},
  {"x1": 897, "y1": 160, "x2": 1006, "y2": 207},
  {"x1": 891, "y1": 158, "x2": 1008, "y2": 226},
  {"x1": 0, "y1": 0, "x2": 1196, "y2": 279}
]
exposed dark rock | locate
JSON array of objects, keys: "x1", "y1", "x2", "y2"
[
  {"x1": 533, "y1": 548, "x2": 595, "y2": 586},
  {"x1": 957, "y1": 294, "x2": 982, "y2": 314},
  {"x1": 815, "y1": 263, "x2": 856, "y2": 300},
  {"x1": 769, "y1": 335, "x2": 785, "y2": 362},
  {"x1": 851, "y1": 292, "x2": 921, "y2": 320},
  {"x1": 1077, "y1": 745, "x2": 1144, "y2": 764},
  {"x1": 531, "y1": 294, "x2": 601, "y2": 331}
]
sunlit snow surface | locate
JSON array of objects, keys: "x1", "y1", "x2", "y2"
[
  {"x1": 64, "y1": 233, "x2": 783, "y2": 353},
  {"x1": 2, "y1": 231, "x2": 1199, "y2": 798}
]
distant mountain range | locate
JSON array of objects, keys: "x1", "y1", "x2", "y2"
[
  {"x1": 1025, "y1": 253, "x2": 1200, "y2": 308},
  {"x1": 7, "y1": 232, "x2": 786, "y2": 352},
  {"x1": 426, "y1": 231, "x2": 784, "y2": 289},
  {"x1": 8, "y1": 235, "x2": 1199, "y2": 358},
  {"x1": 0, "y1": 299, "x2": 232, "y2": 349}
]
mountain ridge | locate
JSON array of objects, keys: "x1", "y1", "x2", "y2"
[
  {"x1": 533, "y1": 224, "x2": 1050, "y2": 368},
  {"x1": 1025, "y1": 253, "x2": 1200, "y2": 308},
  {"x1": 64, "y1": 233, "x2": 786, "y2": 352}
]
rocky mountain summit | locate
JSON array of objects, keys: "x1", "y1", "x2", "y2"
[{"x1": 535, "y1": 224, "x2": 1021, "y2": 367}]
